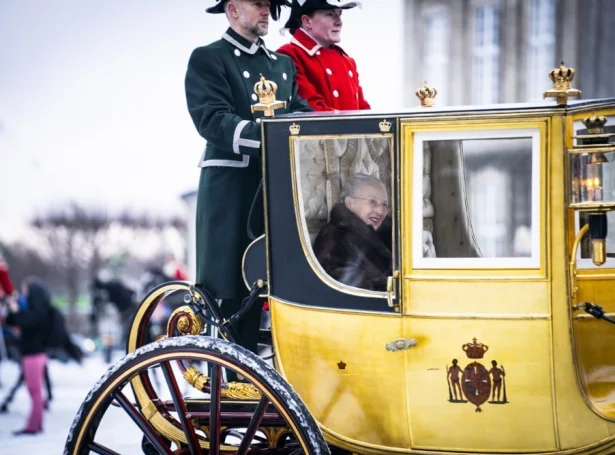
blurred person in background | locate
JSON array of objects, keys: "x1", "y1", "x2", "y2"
[
  {"x1": 277, "y1": 0, "x2": 370, "y2": 111},
  {"x1": 0, "y1": 281, "x2": 83, "y2": 413},
  {"x1": 4, "y1": 277, "x2": 54, "y2": 435},
  {"x1": 0, "y1": 257, "x2": 17, "y2": 387}
]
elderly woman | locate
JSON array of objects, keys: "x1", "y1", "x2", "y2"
[{"x1": 312, "y1": 173, "x2": 391, "y2": 291}]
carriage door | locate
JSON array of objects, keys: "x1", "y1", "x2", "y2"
[
  {"x1": 399, "y1": 121, "x2": 558, "y2": 452},
  {"x1": 264, "y1": 125, "x2": 410, "y2": 450}
]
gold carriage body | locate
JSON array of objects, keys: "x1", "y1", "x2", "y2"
[{"x1": 251, "y1": 96, "x2": 615, "y2": 455}]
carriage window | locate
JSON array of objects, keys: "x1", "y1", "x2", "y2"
[
  {"x1": 413, "y1": 129, "x2": 541, "y2": 269},
  {"x1": 292, "y1": 135, "x2": 393, "y2": 293}
]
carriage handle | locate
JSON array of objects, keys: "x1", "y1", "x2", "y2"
[{"x1": 386, "y1": 270, "x2": 400, "y2": 310}]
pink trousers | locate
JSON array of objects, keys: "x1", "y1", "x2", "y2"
[{"x1": 22, "y1": 353, "x2": 47, "y2": 432}]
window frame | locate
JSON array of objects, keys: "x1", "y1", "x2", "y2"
[
  {"x1": 289, "y1": 133, "x2": 396, "y2": 298},
  {"x1": 411, "y1": 128, "x2": 542, "y2": 270}
]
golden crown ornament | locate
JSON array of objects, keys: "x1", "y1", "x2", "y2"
[
  {"x1": 252, "y1": 74, "x2": 287, "y2": 117},
  {"x1": 289, "y1": 123, "x2": 301, "y2": 136},
  {"x1": 416, "y1": 81, "x2": 437, "y2": 107},
  {"x1": 462, "y1": 338, "x2": 489, "y2": 359},
  {"x1": 543, "y1": 61, "x2": 581, "y2": 105},
  {"x1": 379, "y1": 119, "x2": 392, "y2": 133}
]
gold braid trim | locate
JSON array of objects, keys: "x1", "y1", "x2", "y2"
[
  {"x1": 183, "y1": 367, "x2": 262, "y2": 399},
  {"x1": 183, "y1": 366, "x2": 209, "y2": 391},
  {"x1": 220, "y1": 382, "x2": 262, "y2": 400}
]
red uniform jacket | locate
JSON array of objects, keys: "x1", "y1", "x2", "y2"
[
  {"x1": 0, "y1": 261, "x2": 14, "y2": 296},
  {"x1": 277, "y1": 29, "x2": 370, "y2": 112}
]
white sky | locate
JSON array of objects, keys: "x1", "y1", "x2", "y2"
[{"x1": 0, "y1": 0, "x2": 404, "y2": 243}]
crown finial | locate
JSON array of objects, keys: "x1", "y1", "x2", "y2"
[
  {"x1": 549, "y1": 61, "x2": 575, "y2": 90},
  {"x1": 416, "y1": 81, "x2": 437, "y2": 107},
  {"x1": 254, "y1": 74, "x2": 278, "y2": 105},
  {"x1": 543, "y1": 60, "x2": 581, "y2": 105},
  {"x1": 251, "y1": 73, "x2": 286, "y2": 117}
]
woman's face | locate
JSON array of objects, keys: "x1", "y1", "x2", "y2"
[
  {"x1": 344, "y1": 183, "x2": 389, "y2": 230},
  {"x1": 302, "y1": 8, "x2": 343, "y2": 46}
]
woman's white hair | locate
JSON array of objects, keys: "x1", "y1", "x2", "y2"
[{"x1": 339, "y1": 173, "x2": 387, "y2": 202}]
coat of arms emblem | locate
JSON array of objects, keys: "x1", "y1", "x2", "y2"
[{"x1": 447, "y1": 338, "x2": 508, "y2": 412}]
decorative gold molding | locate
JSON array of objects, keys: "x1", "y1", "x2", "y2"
[{"x1": 167, "y1": 305, "x2": 203, "y2": 337}]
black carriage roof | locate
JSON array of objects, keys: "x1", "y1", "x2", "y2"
[{"x1": 270, "y1": 97, "x2": 615, "y2": 122}]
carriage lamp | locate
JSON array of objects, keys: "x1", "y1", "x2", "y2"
[{"x1": 569, "y1": 115, "x2": 615, "y2": 266}]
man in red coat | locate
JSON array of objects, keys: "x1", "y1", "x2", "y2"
[
  {"x1": 0, "y1": 258, "x2": 15, "y2": 299},
  {"x1": 277, "y1": 0, "x2": 370, "y2": 111}
]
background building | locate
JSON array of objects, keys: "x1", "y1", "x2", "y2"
[{"x1": 402, "y1": 0, "x2": 615, "y2": 107}]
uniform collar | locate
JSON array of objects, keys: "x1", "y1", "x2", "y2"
[
  {"x1": 222, "y1": 27, "x2": 273, "y2": 58},
  {"x1": 290, "y1": 28, "x2": 346, "y2": 57}
]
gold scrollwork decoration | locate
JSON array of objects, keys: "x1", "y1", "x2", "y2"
[{"x1": 166, "y1": 305, "x2": 204, "y2": 337}]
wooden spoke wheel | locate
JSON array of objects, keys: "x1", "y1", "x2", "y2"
[{"x1": 65, "y1": 336, "x2": 329, "y2": 455}]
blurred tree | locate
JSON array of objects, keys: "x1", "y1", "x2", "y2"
[
  {"x1": 0, "y1": 241, "x2": 59, "y2": 291},
  {"x1": 30, "y1": 202, "x2": 186, "y2": 322}
]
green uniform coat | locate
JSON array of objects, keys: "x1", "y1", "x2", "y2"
[{"x1": 185, "y1": 27, "x2": 311, "y2": 299}]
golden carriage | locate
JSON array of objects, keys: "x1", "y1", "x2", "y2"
[{"x1": 65, "y1": 64, "x2": 615, "y2": 455}]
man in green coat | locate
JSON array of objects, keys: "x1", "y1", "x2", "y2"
[{"x1": 185, "y1": 0, "x2": 311, "y2": 358}]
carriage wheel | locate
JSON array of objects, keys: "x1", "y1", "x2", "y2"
[{"x1": 65, "y1": 336, "x2": 329, "y2": 455}]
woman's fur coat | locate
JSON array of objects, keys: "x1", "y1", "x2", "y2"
[{"x1": 312, "y1": 203, "x2": 392, "y2": 291}]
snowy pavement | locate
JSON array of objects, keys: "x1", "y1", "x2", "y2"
[{"x1": 0, "y1": 351, "x2": 143, "y2": 454}]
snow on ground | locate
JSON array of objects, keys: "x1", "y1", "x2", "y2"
[{"x1": 0, "y1": 351, "x2": 144, "y2": 454}]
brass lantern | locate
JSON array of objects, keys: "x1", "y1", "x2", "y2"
[{"x1": 569, "y1": 115, "x2": 615, "y2": 265}]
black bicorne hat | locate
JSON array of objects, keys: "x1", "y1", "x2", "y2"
[
  {"x1": 284, "y1": 0, "x2": 361, "y2": 30},
  {"x1": 206, "y1": 0, "x2": 292, "y2": 21}
]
